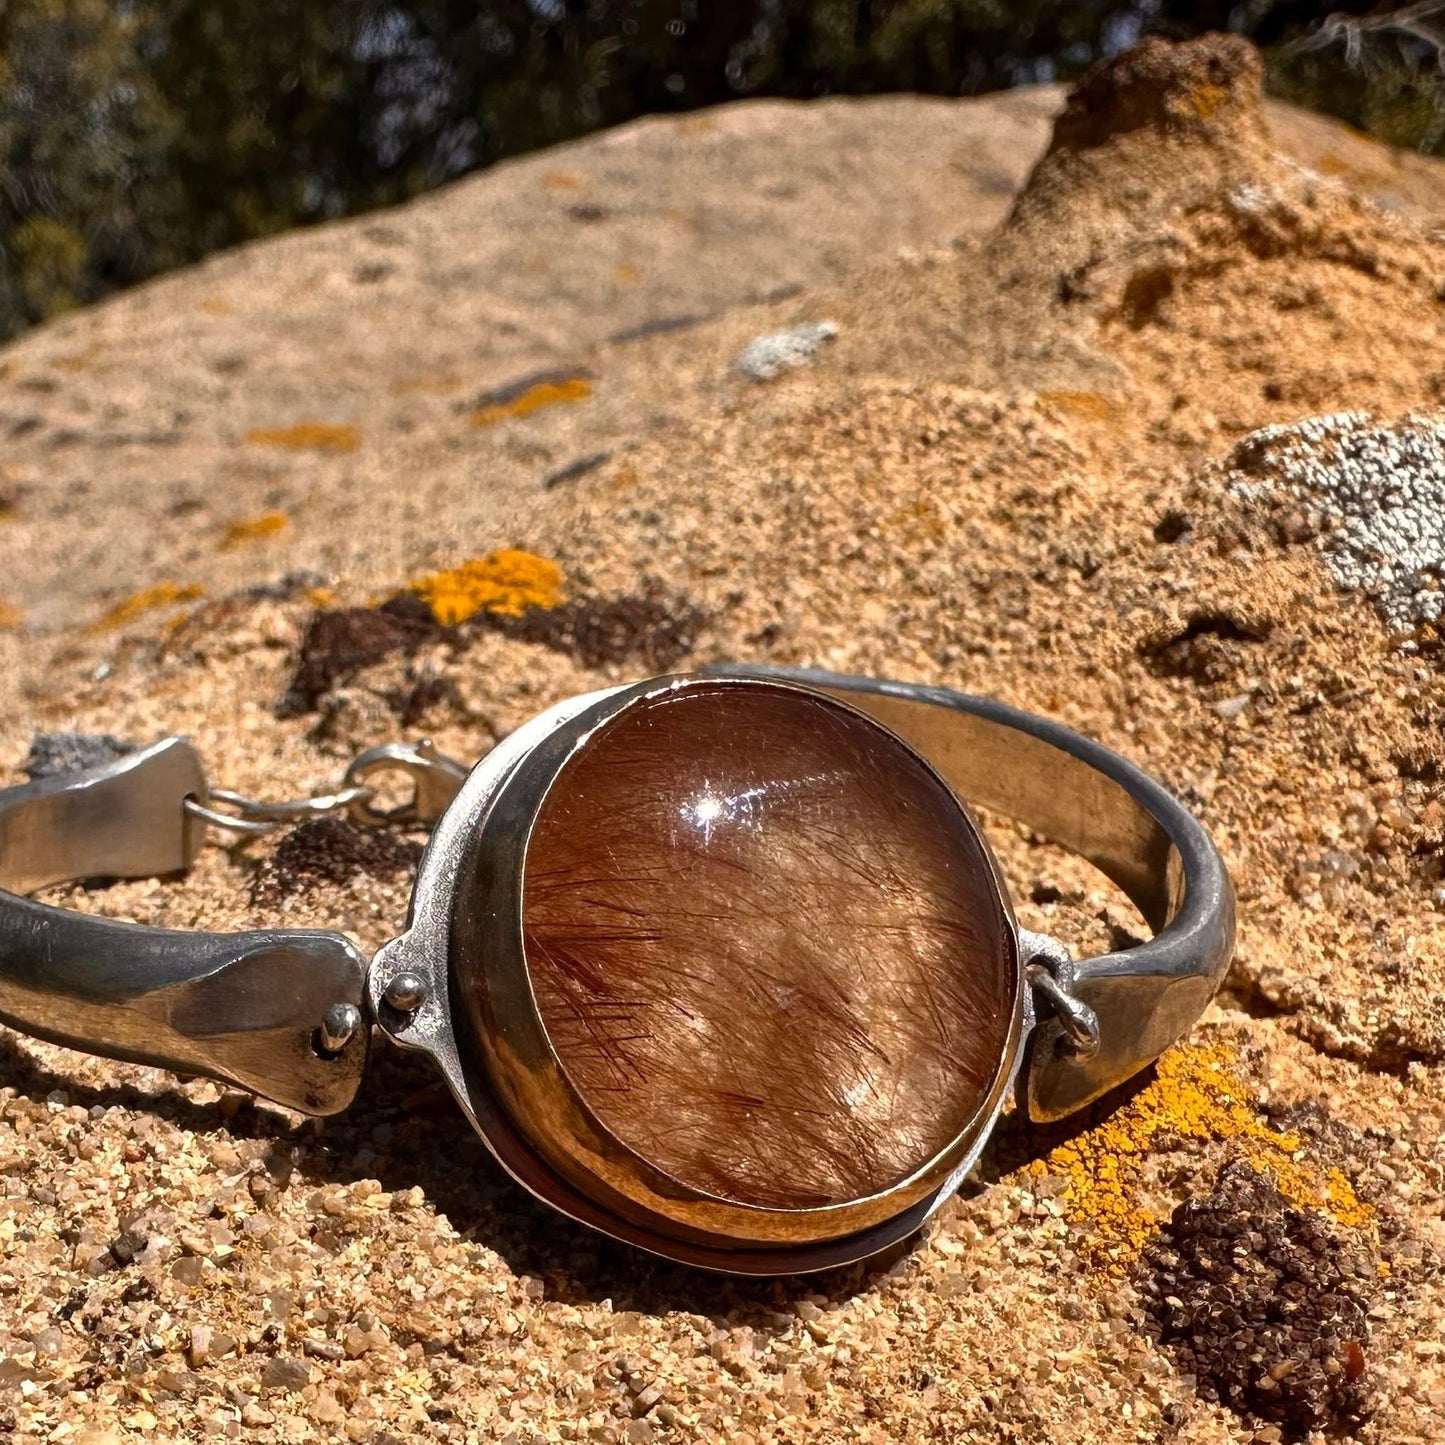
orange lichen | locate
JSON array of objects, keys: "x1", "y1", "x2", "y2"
[
  {"x1": 1187, "y1": 81, "x2": 1227, "y2": 121},
  {"x1": 221, "y1": 511, "x2": 290, "y2": 549},
  {"x1": 409, "y1": 549, "x2": 564, "y2": 626},
  {"x1": 1027, "y1": 1045, "x2": 1374, "y2": 1272},
  {"x1": 89, "y1": 582, "x2": 205, "y2": 633},
  {"x1": 607, "y1": 465, "x2": 640, "y2": 496},
  {"x1": 469, "y1": 377, "x2": 593, "y2": 428},
  {"x1": 1038, "y1": 390, "x2": 1120, "y2": 423},
  {"x1": 246, "y1": 422, "x2": 359, "y2": 453},
  {"x1": 540, "y1": 171, "x2": 585, "y2": 192},
  {"x1": 0, "y1": 602, "x2": 22, "y2": 630}
]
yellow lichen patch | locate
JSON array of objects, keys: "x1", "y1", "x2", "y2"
[
  {"x1": 1187, "y1": 81, "x2": 1228, "y2": 121},
  {"x1": 1038, "y1": 390, "x2": 1121, "y2": 424},
  {"x1": 221, "y1": 512, "x2": 289, "y2": 549},
  {"x1": 1323, "y1": 1165, "x2": 1373, "y2": 1228},
  {"x1": 246, "y1": 422, "x2": 359, "y2": 453},
  {"x1": 89, "y1": 582, "x2": 205, "y2": 634},
  {"x1": 409, "y1": 549, "x2": 564, "y2": 626},
  {"x1": 0, "y1": 602, "x2": 22, "y2": 630},
  {"x1": 540, "y1": 170, "x2": 585, "y2": 192},
  {"x1": 1027, "y1": 1044, "x2": 1374, "y2": 1272},
  {"x1": 469, "y1": 377, "x2": 593, "y2": 428}
]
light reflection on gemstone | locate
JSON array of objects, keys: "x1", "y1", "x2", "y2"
[
  {"x1": 678, "y1": 782, "x2": 767, "y2": 841},
  {"x1": 678, "y1": 771, "x2": 853, "y2": 845}
]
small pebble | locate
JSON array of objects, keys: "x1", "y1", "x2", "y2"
[
  {"x1": 734, "y1": 321, "x2": 838, "y2": 381},
  {"x1": 261, "y1": 1356, "x2": 312, "y2": 1392},
  {"x1": 631, "y1": 1383, "x2": 664, "y2": 1418},
  {"x1": 170, "y1": 1256, "x2": 204, "y2": 1287},
  {"x1": 30, "y1": 1328, "x2": 62, "y2": 1358}
]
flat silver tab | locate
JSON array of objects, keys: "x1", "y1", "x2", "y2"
[
  {"x1": 0, "y1": 741, "x2": 368, "y2": 1114},
  {"x1": 0, "y1": 738, "x2": 207, "y2": 895}
]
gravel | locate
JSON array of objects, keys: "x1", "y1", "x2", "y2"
[
  {"x1": 1140, "y1": 1161, "x2": 1379, "y2": 1435},
  {"x1": 262, "y1": 1355, "x2": 314, "y2": 1392}
]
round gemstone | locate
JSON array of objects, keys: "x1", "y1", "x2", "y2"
[{"x1": 521, "y1": 682, "x2": 1015, "y2": 1211}]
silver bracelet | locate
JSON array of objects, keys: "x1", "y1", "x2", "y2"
[{"x1": 0, "y1": 665, "x2": 1233, "y2": 1276}]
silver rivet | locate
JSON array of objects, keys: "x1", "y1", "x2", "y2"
[
  {"x1": 382, "y1": 971, "x2": 427, "y2": 1015},
  {"x1": 316, "y1": 1002, "x2": 362, "y2": 1056}
]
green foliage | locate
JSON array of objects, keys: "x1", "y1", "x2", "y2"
[
  {"x1": 0, "y1": 0, "x2": 179, "y2": 329},
  {"x1": 2, "y1": 1, "x2": 1445, "y2": 343},
  {"x1": 11, "y1": 216, "x2": 88, "y2": 317}
]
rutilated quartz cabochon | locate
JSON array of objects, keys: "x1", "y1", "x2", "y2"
[{"x1": 454, "y1": 679, "x2": 1020, "y2": 1240}]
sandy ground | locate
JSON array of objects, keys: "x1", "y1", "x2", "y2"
[{"x1": 0, "y1": 33, "x2": 1443, "y2": 1445}]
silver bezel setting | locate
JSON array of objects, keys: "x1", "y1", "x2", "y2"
[{"x1": 369, "y1": 674, "x2": 1031, "y2": 1276}]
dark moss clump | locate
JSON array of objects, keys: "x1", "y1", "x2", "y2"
[
  {"x1": 249, "y1": 817, "x2": 423, "y2": 904},
  {"x1": 1139, "y1": 1160, "x2": 1379, "y2": 1439},
  {"x1": 383, "y1": 672, "x2": 468, "y2": 729},
  {"x1": 483, "y1": 585, "x2": 706, "y2": 671},
  {"x1": 277, "y1": 594, "x2": 442, "y2": 717},
  {"x1": 278, "y1": 584, "x2": 707, "y2": 718}
]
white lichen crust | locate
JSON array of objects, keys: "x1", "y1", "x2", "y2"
[{"x1": 1228, "y1": 411, "x2": 1445, "y2": 634}]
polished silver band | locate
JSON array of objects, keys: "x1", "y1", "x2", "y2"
[{"x1": 0, "y1": 667, "x2": 1233, "y2": 1134}]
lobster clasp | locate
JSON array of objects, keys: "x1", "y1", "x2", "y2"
[{"x1": 342, "y1": 741, "x2": 469, "y2": 828}]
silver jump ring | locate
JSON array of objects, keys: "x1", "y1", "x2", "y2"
[
  {"x1": 183, "y1": 783, "x2": 376, "y2": 836},
  {"x1": 181, "y1": 796, "x2": 275, "y2": 837}
]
